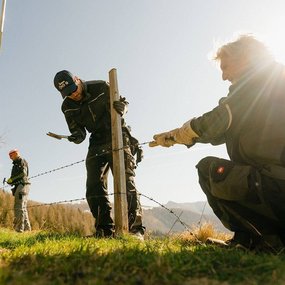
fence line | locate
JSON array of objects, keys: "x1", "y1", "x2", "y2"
[
  {"x1": 1, "y1": 140, "x2": 207, "y2": 236},
  {"x1": 0, "y1": 190, "x2": 195, "y2": 233}
]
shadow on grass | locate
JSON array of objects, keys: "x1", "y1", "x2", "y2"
[{"x1": 1, "y1": 238, "x2": 285, "y2": 285}]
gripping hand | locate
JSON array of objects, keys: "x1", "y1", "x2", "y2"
[
  {"x1": 113, "y1": 100, "x2": 127, "y2": 116},
  {"x1": 68, "y1": 135, "x2": 77, "y2": 142},
  {"x1": 149, "y1": 120, "x2": 199, "y2": 148},
  {"x1": 150, "y1": 129, "x2": 178, "y2": 148}
]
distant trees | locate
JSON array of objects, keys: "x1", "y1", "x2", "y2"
[
  {"x1": 0, "y1": 189, "x2": 94, "y2": 236},
  {"x1": 0, "y1": 191, "x2": 14, "y2": 227}
]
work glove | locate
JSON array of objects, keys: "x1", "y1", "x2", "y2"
[
  {"x1": 150, "y1": 120, "x2": 199, "y2": 148},
  {"x1": 150, "y1": 129, "x2": 178, "y2": 148},
  {"x1": 172, "y1": 120, "x2": 199, "y2": 146},
  {"x1": 68, "y1": 135, "x2": 77, "y2": 142},
  {"x1": 6, "y1": 178, "x2": 13, "y2": 185},
  {"x1": 113, "y1": 100, "x2": 127, "y2": 116}
]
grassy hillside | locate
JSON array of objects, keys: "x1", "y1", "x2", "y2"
[
  {"x1": 0, "y1": 227, "x2": 285, "y2": 285},
  {"x1": 67, "y1": 200, "x2": 228, "y2": 234},
  {"x1": 0, "y1": 189, "x2": 226, "y2": 237},
  {"x1": 143, "y1": 206, "x2": 228, "y2": 234}
]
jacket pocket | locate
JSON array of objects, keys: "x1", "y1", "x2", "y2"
[{"x1": 209, "y1": 158, "x2": 253, "y2": 201}]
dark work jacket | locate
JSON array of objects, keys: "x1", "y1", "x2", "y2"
[
  {"x1": 61, "y1": 80, "x2": 126, "y2": 146},
  {"x1": 10, "y1": 157, "x2": 30, "y2": 185},
  {"x1": 191, "y1": 61, "x2": 285, "y2": 168}
]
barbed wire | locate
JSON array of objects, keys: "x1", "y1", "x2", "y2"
[
  {"x1": 139, "y1": 193, "x2": 192, "y2": 231},
  {"x1": 1, "y1": 140, "x2": 203, "y2": 236},
  {"x1": 30, "y1": 159, "x2": 85, "y2": 180},
  {"x1": 0, "y1": 189, "x2": 198, "y2": 235},
  {"x1": 1, "y1": 140, "x2": 152, "y2": 190},
  {"x1": 32, "y1": 141, "x2": 153, "y2": 180}
]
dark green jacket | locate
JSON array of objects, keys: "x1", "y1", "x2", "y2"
[
  {"x1": 10, "y1": 157, "x2": 30, "y2": 185},
  {"x1": 62, "y1": 80, "x2": 126, "y2": 146},
  {"x1": 191, "y1": 61, "x2": 285, "y2": 168}
]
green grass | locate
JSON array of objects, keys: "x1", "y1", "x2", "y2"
[{"x1": 0, "y1": 228, "x2": 285, "y2": 285}]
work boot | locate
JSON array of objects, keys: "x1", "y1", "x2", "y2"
[
  {"x1": 129, "y1": 226, "x2": 145, "y2": 241},
  {"x1": 95, "y1": 227, "x2": 114, "y2": 238},
  {"x1": 226, "y1": 231, "x2": 252, "y2": 249},
  {"x1": 131, "y1": 231, "x2": 144, "y2": 241}
]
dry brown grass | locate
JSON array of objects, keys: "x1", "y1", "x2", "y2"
[{"x1": 172, "y1": 222, "x2": 232, "y2": 244}]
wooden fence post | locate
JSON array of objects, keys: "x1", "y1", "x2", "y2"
[{"x1": 109, "y1": 68, "x2": 129, "y2": 235}]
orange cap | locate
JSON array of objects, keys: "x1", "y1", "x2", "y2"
[{"x1": 9, "y1": 149, "x2": 19, "y2": 156}]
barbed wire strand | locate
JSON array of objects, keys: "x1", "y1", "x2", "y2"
[
  {"x1": 167, "y1": 210, "x2": 183, "y2": 235},
  {"x1": 0, "y1": 189, "x2": 202, "y2": 239},
  {"x1": 198, "y1": 201, "x2": 208, "y2": 230},
  {"x1": 2, "y1": 140, "x2": 153, "y2": 190},
  {"x1": 1, "y1": 140, "x2": 204, "y2": 239}
]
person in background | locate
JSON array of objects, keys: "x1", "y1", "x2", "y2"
[
  {"x1": 6, "y1": 149, "x2": 31, "y2": 232},
  {"x1": 150, "y1": 34, "x2": 285, "y2": 252},
  {"x1": 53, "y1": 70, "x2": 145, "y2": 239}
]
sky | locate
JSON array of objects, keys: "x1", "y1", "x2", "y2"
[{"x1": 1, "y1": 0, "x2": 285, "y2": 207}]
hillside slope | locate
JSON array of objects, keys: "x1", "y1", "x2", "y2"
[{"x1": 142, "y1": 201, "x2": 228, "y2": 234}]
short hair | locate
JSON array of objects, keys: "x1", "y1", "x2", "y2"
[{"x1": 213, "y1": 34, "x2": 274, "y2": 65}]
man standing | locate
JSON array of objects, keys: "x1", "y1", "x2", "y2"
[
  {"x1": 53, "y1": 70, "x2": 145, "y2": 239},
  {"x1": 7, "y1": 149, "x2": 31, "y2": 232},
  {"x1": 151, "y1": 34, "x2": 285, "y2": 252}
]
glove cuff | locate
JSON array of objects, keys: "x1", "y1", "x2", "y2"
[{"x1": 174, "y1": 119, "x2": 199, "y2": 145}]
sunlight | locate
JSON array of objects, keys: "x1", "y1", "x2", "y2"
[
  {"x1": 267, "y1": 38, "x2": 285, "y2": 65},
  {"x1": 261, "y1": 30, "x2": 285, "y2": 65}
]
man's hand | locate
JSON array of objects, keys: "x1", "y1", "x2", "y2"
[
  {"x1": 68, "y1": 135, "x2": 77, "y2": 142},
  {"x1": 150, "y1": 129, "x2": 178, "y2": 147},
  {"x1": 6, "y1": 178, "x2": 13, "y2": 185},
  {"x1": 149, "y1": 120, "x2": 199, "y2": 148},
  {"x1": 113, "y1": 101, "x2": 126, "y2": 116}
]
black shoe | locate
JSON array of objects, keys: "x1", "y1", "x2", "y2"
[
  {"x1": 95, "y1": 227, "x2": 114, "y2": 238},
  {"x1": 131, "y1": 231, "x2": 144, "y2": 241},
  {"x1": 130, "y1": 226, "x2": 145, "y2": 235}
]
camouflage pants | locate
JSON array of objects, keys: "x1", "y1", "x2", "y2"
[
  {"x1": 14, "y1": 184, "x2": 31, "y2": 232},
  {"x1": 196, "y1": 156, "x2": 285, "y2": 237},
  {"x1": 85, "y1": 138, "x2": 144, "y2": 234}
]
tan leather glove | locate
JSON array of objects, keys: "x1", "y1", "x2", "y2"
[
  {"x1": 172, "y1": 120, "x2": 199, "y2": 145},
  {"x1": 150, "y1": 129, "x2": 178, "y2": 147},
  {"x1": 149, "y1": 120, "x2": 199, "y2": 147}
]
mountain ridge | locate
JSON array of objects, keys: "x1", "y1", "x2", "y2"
[
  {"x1": 143, "y1": 200, "x2": 228, "y2": 234},
  {"x1": 72, "y1": 200, "x2": 229, "y2": 234}
]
